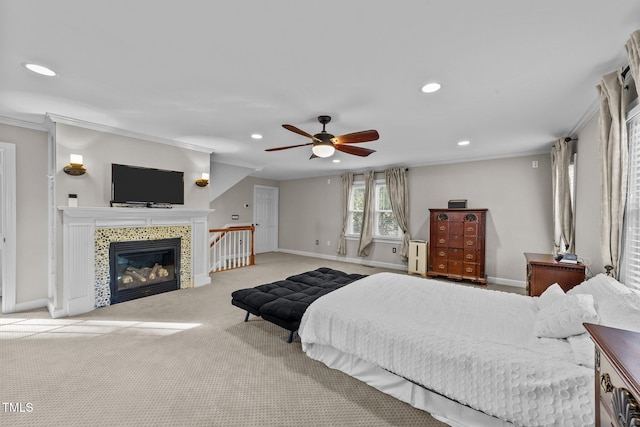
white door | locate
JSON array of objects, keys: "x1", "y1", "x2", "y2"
[
  {"x1": 253, "y1": 185, "x2": 278, "y2": 254},
  {"x1": 0, "y1": 142, "x2": 17, "y2": 313}
]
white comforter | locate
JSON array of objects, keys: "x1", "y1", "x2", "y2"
[{"x1": 299, "y1": 273, "x2": 594, "y2": 427}]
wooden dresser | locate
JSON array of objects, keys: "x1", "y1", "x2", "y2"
[
  {"x1": 584, "y1": 323, "x2": 640, "y2": 427},
  {"x1": 524, "y1": 252, "x2": 586, "y2": 296},
  {"x1": 427, "y1": 208, "x2": 487, "y2": 284}
]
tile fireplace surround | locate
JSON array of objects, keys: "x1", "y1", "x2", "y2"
[{"x1": 55, "y1": 207, "x2": 213, "y2": 318}]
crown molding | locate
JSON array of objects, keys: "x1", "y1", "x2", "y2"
[
  {"x1": 45, "y1": 113, "x2": 214, "y2": 154},
  {"x1": 0, "y1": 115, "x2": 47, "y2": 131}
]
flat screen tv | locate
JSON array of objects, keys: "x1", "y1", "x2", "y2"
[{"x1": 111, "y1": 163, "x2": 184, "y2": 205}]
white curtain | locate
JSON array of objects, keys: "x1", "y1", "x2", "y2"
[
  {"x1": 597, "y1": 70, "x2": 628, "y2": 278},
  {"x1": 385, "y1": 168, "x2": 411, "y2": 259},
  {"x1": 358, "y1": 171, "x2": 375, "y2": 257},
  {"x1": 337, "y1": 172, "x2": 353, "y2": 255},
  {"x1": 627, "y1": 29, "x2": 640, "y2": 94},
  {"x1": 551, "y1": 138, "x2": 574, "y2": 254}
]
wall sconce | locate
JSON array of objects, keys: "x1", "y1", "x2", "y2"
[
  {"x1": 63, "y1": 154, "x2": 87, "y2": 176},
  {"x1": 195, "y1": 172, "x2": 209, "y2": 187}
]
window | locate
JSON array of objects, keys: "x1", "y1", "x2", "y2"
[
  {"x1": 348, "y1": 181, "x2": 401, "y2": 239},
  {"x1": 621, "y1": 106, "x2": 640, "y2": 288}
]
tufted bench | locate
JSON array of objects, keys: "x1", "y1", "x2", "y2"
[{"x1": 231, "y1": 267, "x2": 367, "y2": 342}]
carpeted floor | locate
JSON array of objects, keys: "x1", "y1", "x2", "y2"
[{"x1": 0, "y1": 252, "x2": 520, "y2": 426}]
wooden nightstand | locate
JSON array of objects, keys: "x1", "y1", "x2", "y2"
[
  {"x1": 584, "y1": 323, "x2": 640, "y2": 427},
  {"x1": 523, "y1": 252, "x2": 586, "y2": 296}
]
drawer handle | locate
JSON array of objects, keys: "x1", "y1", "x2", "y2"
[
  {"x1": 439, "y1": 264, "x2": 445, "y2": 269},
  {"x1": 439, "y1": 251, "x2": 445, "y2": 257},
  {"x1": 600, "y1": 373, "x2": 613, "y2": 393},
  {"x1": 439, "y1": 226, "x2": 446, "y2": 231},
  {"x1": 466, "y1": 227, "x2": 474, "y2": 232},
  {"x1": 439, "y1": 239, "x2": 445, "y2": 244},
  {"x1": 466, "y1": 241, "x2": 473, "y2": 246},
  {"x1": 466, "y1": 254, "x2": 473, "y2": 259},
  {"x1": 466, "y1": 267, "x2": 473, "y2": 273}
]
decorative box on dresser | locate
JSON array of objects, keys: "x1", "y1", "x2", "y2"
[
  {"x1": 584, "y1": 323, "x2": 640, "y2": 427},
  {"x1": 524, "y1": 252, "x2": 586, "y2": 296},
  {"x1": 427, "y1": 208, "x2": 487, "y2": 284}
]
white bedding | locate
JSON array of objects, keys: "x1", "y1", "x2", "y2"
[{"x1": 299, "y1": 273, "x2": 595, "y2": 427}]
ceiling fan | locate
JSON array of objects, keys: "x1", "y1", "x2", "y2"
[{"x1": 265, "y1": 115, "x2": 379, "y2": 158}]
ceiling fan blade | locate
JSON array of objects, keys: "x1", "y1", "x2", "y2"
[
  {"x1": 335, "y1": 144, "x2": 376, "y2": 157},
  {"x1": 332, "y1": 130, "x2": 379, "y2": 144},
  {"x1": 265, "y1": 142, "x2": 313, "y2": 152},
  {"x1": 282, "y1": 124, "x2": 317, "y2": 139}
]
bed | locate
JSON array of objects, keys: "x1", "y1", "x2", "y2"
[{"x1": 299, "y1": 272, "x2": 640, "y2": 427}]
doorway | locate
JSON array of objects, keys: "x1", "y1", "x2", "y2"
[
  {"x1": 0, "y1": 142, "x2": 17, "y2": 313},
  {"x1": 253, "y1": 185, "x2": 278, "y2": 254}
]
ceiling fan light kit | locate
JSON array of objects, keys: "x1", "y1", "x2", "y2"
[{"x1": 266, "y1": 115, "x2": 379, "y2": 159}]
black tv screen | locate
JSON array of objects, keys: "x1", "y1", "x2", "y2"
[{"x1": 111, "y1": 163, "x2": 184, "y2": 205}]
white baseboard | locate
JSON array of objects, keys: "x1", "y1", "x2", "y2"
[
  {"x1": 47, "y1": 298, "x2": 66, "y2": 319},
  {"x1": 276, "y1": 248, "x2": 410, "y2": 272},
  {"x1": 13, "y1": 298, "x2": 48, "y2": 313},
  {"x1": 487, "y1": 276, "x2": 526, "y2": 289},
  {"x1": 276, "y1": 249, "x2": 527, "y2": 289}
]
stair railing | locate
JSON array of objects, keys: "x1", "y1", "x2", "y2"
[{"x1": 209, "y1": 225, "x2": 255, "y2": 273}]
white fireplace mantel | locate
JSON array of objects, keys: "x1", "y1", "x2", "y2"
[{"x1": 54, "y1": 207, "x2": 214, "y2": 318}]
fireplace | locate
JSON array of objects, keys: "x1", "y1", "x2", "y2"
[{"x1": 109, "y1": 238, "x2": 181, "y2": 304}]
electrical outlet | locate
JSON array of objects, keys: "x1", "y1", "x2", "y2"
[
  {"x1": 327, "y1": 240, "x2": 331, "y2": 246},
  {"x1": 532, "y1": 160, "x2": 539, "y2": 168},
  {"x1": 315, "y1": 240, "x2": 319, "y2": 245},
  {"x1": 392, "y1": 247, "x2": 397, "y2": 253}
]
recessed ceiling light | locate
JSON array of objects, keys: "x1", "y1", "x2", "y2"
[
  {"x1": 458, "y1": 140, "x2": 470, "y2": 146},
  {"x1": 24, "y1": 63, "x2": 57, "y2": 77},
  {"x1": 251, "y1": 133, "x2": 263, "y2": 140},
  {"x1": 421, "y1": 82, "x2": 441, "y2": 93},
  {"x1": 333, "y1": 159, "x2": 341, "y2": 163}
]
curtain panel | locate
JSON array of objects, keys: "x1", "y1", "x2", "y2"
[
  {"x1": 551, "y1": 139, "x2": 574, "y2": 254},
  {"x1": 597, "y1": 70, "x2": 628, "y2": 278},
  {"x1": 627, "y1": 29, "x2": 640, "y2": 95},
  {"x1": 358, "y1": 171, "x2": 375, "y2": 257},
  {"x1": 385, "y1": 168, "x2": 411, "y2": 259},
  {"x1": 337, "y1": 172, "x2": 353, "y2": 255}
]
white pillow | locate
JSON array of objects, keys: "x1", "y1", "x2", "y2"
[
  {"x1": 534, "y1": 293, "x2": 599, "y2": 338},
  {"x1": 596, "y1": 291, "x2": 640, "y2": 333},
  {"x1": 566, "y1": 273, "x2": 631, "y2": 300},
  {"x1": 536, "y1": 283, "x2": 565, "y2": 310}
]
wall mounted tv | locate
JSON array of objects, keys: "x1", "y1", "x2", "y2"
[{"x1": 111, "y1": 163, "x2": 184, "y2": 206}]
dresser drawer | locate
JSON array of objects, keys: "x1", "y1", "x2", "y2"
[
  {"x1": 598, "y1": 350, "x2": 640, "y2": 426},
  {"x1": 449, "y1": 234, "x2": 464, "y2": 248},
  {"x1": 464, "y1": 222, "x2": 478, "y2": 236},
  {"x1": 464, "y1": 236, "x2": 477, "y2": 248},
  {"x1": 464, "y1": 250, "x2": 477, "y2": 262},
  {"x1": 463, "y1": 262, "x2": 477, "y2": 276},
  {"x1": 448, "y1": 260, "x2": 463, "y2": 276}
]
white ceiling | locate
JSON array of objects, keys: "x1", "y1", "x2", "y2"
[{"x1": 1, "y1": 1, "x2": 639, "y2": 180}]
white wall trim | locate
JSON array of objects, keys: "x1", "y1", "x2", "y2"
[
  {"x1": 15, "y1": 298, "x2": 48, "y2": 313},
  {"x1": 276, "y1": 248, "x2": 407, "y2": 272},
  {"x1": 46, "y1": 113, "x2": 214, "y2": 154},
  {"x1": 0, "y1": 115, "x2": 47, "y2": 131},
  {"x1": 277, "y1": 248, "x2": 526, "y2": 288},
  {"x1": 0, "y1": 142, "x2": 17, "y2": 314}
]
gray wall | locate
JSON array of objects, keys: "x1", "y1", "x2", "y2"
[
  {"x1": 276, "y1": 153, "x2": 553, "y2": 283},
  {"x1": 0, "y1": 123, "x2": 49, "y2": 305},
  {"x1": 56, "y1": 124, "x2": 211, "y2": 208},
  {"x1": 209, "y1": 176, "x2": 279, "y2": 228}
]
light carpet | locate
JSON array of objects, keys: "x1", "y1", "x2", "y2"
[{"x1": 1, "y1": 252, "x2": 519, "y2": 427}]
